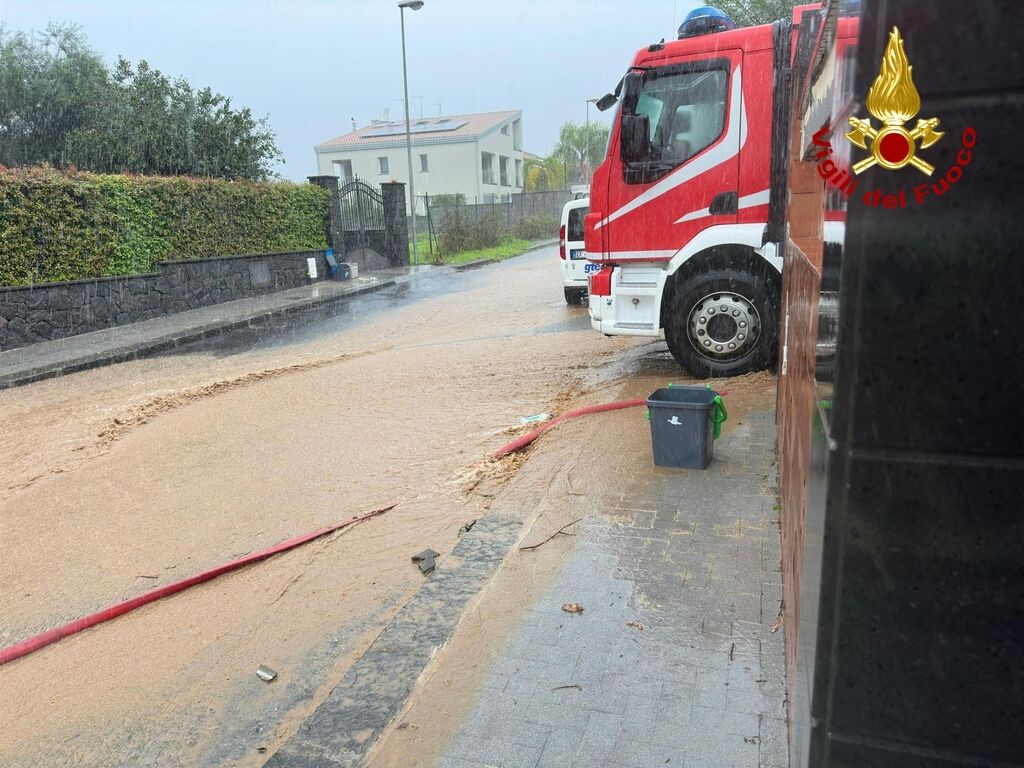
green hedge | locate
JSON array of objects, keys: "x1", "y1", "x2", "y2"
[
  {"x1": 512, "y1": 214, "x2": 559, "y2": 241},
  {"x1": 0, "y1": 167, "x2": 329, "y2": 286}
]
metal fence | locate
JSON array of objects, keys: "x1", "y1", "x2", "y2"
[
  {"x1": 401, "y1": 190, "x2": 574, "y2": 261},
  {"x1": 423, "y1": 189, "x2": 572, "y2": 233}
]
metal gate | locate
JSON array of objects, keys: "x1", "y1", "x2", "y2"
[{"x1": 337, "y1": 178, "x2": 387, "y2": 257}]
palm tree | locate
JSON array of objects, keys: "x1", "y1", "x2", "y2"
[{"x1": 553, "y1": 122, "x2": 610, "y2": 185}]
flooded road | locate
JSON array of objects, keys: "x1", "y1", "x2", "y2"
[{"x1": 0, "y1": 249, "x2": 643, "y2": 767}]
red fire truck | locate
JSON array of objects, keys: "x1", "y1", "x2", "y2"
[{"x1": 584, "y1": 4, "x2": 854, "y2": 377}]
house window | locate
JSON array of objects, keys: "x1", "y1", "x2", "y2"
[
  {"x1": 515, "y1": 159, "x2": 523, "y2": 187},
  {"x1": 420, "y1": 153, "x2": 429, "y2": 172},
  {"x1": 332, "y1": 159, "x2": 353, "y2": 183},
  {"x1": 378, "y1": 156, "x2": 389, "y2": 175},
  {"x1": 499, "y1": 156, "x2": 509, "y2": 186},
  {"x1": 512, "y1": 118, "x2": 523, "y2": 151},
  {"x1": 481, "y1": 152, "x2": 495, "y2": 185},
  {"x1": 501, "y1": 124, "x2": 509, "y2": 135}
]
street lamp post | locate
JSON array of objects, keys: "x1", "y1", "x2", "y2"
[
  {"x1": 399, "y1": 0, "x2": 424, "y2": 267},
  {"x1": 585, "y1": 97, "x2": 600, "y2": 184}
]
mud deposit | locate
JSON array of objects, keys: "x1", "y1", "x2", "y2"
[
  {"x1": 0, "y1": 250, "x2": 775, "y2": 767},
  {"x1": 0, "y1": 253, "x2": 627, "y2": 767}
]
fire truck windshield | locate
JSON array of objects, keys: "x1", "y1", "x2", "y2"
[{"x1": 626, "y1": 66, "x2": 728, "y2": 181}]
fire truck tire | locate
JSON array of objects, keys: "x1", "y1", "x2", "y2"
[{"x1": 664, "y1": 269, "x2": 777, "y2": 379}]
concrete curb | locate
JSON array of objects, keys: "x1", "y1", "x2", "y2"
[
  {"x1": 265, "y1": 506, "x2": 528, "y2": 768},
  {"x1": 453, "y1": 258, "x2": 497, "y2": 271},
  {"x1": 0, "y1": 277, "x2": 399, "y2": 390},
  {"x1": 452, "y1": 239, "x2": 558, "y2": 272}
]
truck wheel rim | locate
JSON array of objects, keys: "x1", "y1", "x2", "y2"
[{"x1": 687, "y1": 292, "x2": 760, "y2": 360}]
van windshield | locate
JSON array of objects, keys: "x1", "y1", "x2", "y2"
[{"x1": 567, "y1": 207, "x2": 588, "y2": 241}]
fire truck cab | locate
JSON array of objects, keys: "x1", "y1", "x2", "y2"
[{"x1": 585, "y1": 4, "x2": 835, "y2": 377}]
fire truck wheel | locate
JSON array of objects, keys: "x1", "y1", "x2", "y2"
[{"x1": 664, "y1": 269, "x2": 777, "y2": 378}]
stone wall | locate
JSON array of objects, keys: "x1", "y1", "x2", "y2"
[{"x1": 0, "y1": 250, "x2": 328, "y2": 351}]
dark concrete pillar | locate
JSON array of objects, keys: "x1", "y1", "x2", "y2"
[
  {"x1": 307, "y1": 176, "x2": 343, "y2": 256},
  {"x1": 381, "y1": 182, "x2": 410, "y2": 267},
  {"x1": 790, "y1": 2, "x2": 1024, "y2": 767}
]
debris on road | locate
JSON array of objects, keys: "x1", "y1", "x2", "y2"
[
  {"x1": 493, "y1": 400, "x2": 646, "y2": 458},
  {"x1": 771, "y1": 604, "x2": 784, "y2": 633},
  {"x1": 412, "y1": 548, "x2": 439, "y2": 574},
  {"x1": 626, "y1": 620, "x2": 644, "y2": 630},
  {"x1": 256, "y1": 665, "x2": 278, "y2": 682},
  {"x1": 552, "y1": 684, "x2": 582, "y2": 692},
  {"x1": 519, "y1": 412, "x2": 552, "y2": 425},
  {"x1": 519, "y1": 517, "x2": 582, "y2": 551},
  {"x1": 561, "y1": 603, "x2": 584, "y2": 614},
  {"x1": 459, "y1": 520, "x2": 477, "y2": 536}
]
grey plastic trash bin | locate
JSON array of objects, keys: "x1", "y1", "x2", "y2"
[{"x1": 647, "y1": 386, "x2": 718, "y2": 469}]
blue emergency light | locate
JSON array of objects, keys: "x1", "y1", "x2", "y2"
[{"x1": 678, "y1": 6, "x2": 736, "y2": 38}]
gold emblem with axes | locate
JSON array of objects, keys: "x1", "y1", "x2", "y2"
[{"x1": 846, "y1": 27, "x2": 943, "y2": 175}]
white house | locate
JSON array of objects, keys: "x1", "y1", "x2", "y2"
[{"x1": 314, "y1": 110, "x2": 524, "y2": 213}]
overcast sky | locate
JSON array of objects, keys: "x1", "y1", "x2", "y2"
[{"x1": 0, "y1": 0, "x2": 702, "y2": 180}]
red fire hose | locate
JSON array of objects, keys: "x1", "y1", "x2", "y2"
[
  {"x1": 492, "y1": 399, "x2": 647, "y2": 458},
  {"x1": 492, "y1": 388, "x2": 730, "y2": 459},
  {"x1": 0, "y1": 504, "x2": 395, "y2": 667}
]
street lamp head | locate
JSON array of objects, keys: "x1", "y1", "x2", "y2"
[{"x1": 398, "y1": 0, "x2": 424, "y2": 9}]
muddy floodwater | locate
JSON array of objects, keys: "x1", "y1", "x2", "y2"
[{"x1": 0, "y1": 249, "x2": 774, "y2": 767}]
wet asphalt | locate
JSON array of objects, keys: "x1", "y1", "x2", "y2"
[
  {"x1": 155, "y1": 247, "x2": 594, "y2": 361},
  {"x1": 159, "y1": 250, "x2": 558, "y2": 359}
]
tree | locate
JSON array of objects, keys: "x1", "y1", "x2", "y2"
[
  {"x1": 0, "y1": 24, "x2": 109, "y2": 168},
  {"x1": 552, "y1": 121, "x2": 610, "y2": 185},
  {"x1": 543, "y1": 155, "x2": 568, "y2": 191},
  {"x1": 524, "y1": 161, "x2": 545, "y2": 192},
  {"x1": 712, "y1": 0, "x2": 805, "y2": 27},
  {"x1": 0, "y1": 23, "x2": 282, "y2": 179}
]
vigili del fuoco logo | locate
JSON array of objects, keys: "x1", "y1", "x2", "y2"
[{"x1": 813, "y1": 26, "x2": 977, "y2": 209}]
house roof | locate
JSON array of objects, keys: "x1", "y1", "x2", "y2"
[{"x1": 316, "y1": 110, "x2": 520, "y2": 150}]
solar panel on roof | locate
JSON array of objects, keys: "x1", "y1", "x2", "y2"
[{"x1": 362, "y1": 119, "x2": 468, "y2": 138}]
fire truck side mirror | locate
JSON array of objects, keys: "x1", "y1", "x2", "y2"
[
  {"x1": 621, "y1": 72, "x2": 643, "y2": 115},
  {"x1": 595, "y1": 93, "x2": 618, "y2": 112},
  {"x1": 620, "y1": 114, "x2": 651, "y2": 163}
]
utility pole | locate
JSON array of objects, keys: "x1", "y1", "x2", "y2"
[{"x1": 399, "y1": 0, "x2": 425, "y2": 267}]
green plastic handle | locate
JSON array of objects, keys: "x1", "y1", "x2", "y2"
[{"x1": 711, "y1": 394, "x2": 728, "y2": 439}]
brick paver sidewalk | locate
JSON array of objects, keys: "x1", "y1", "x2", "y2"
[{"x1": 439, "y1": 411, "x2": 786, "y2": 768}]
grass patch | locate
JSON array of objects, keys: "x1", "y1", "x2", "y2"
[
  {"x1": 440, "y1": 237, "x2": 534, "y2": 265},
  {"x1": 406, "y1": 233, "x2": 432, "y2": 263},
  {"x1": 408, "y1": 235, "x2": 539, "y2": 266}
]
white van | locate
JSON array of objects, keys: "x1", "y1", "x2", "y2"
[{"x1": 559, "y1": 197, "x2": 591, "y2": 304}]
